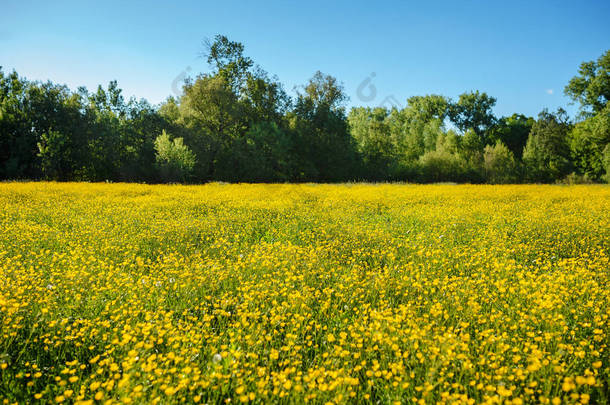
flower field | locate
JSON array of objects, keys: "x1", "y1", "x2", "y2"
[{"x1": 0, "y1": 182, "x2": 608, "y2": 404}]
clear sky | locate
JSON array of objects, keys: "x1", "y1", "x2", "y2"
[{"x1": 1, "y1": 0, "x2": 609, "y2": 118}]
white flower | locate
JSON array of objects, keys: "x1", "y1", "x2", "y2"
[{"x1": 212, "y1": 353, "x2": 222, "y2": 363}]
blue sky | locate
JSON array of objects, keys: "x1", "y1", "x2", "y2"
[{"x1": 1, "y1": 0, "x2": 609, "y2": 118}]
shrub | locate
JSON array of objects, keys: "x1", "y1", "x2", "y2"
[
  {"x1": 483, "y1": 142, "x2": 518, "y2": 184},
  {"x1": 557, "y1": 172, "x2": 594, "y2": 185},
  {"x1": 154, "y1": 130, "x2": 196, "y2": 182},
  {"x1": 418, "y1": 149, "x2": 465, "y2": 182}
]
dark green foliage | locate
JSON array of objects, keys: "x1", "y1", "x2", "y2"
[
  {"x1": 417, "y1": 149, "x2": 466, "y2": 183},
  {"x1": 348, "y1": 107, "x2": 394, "y2": 180},
  {"x1": 568, "y1": 103, "x2": 610, "y2": 180},
  {"x1": 523, "y1": 109, "x2": 573, "y2": 182},
  {"x1": 224, "y1": 122, "x2": 294, "y2": 182},
  {"x1": 289, "y1": 71, "x2": 358, "y2": 182},
  {"x1": 1, "y1": 47, "x2": 609, "y2": 184},
  {"x1": 483, "y1": 142, "x2": 519, "y2": 184},
  {"x1": 565, "y1": 50, "x2": 610, "y2": 116},
  {"x1": 488, "y1": 114, "x2": 534, "y2": 159},
  {"x1": 154, "y1": 130, "x2": 196, "y2": 182},
  {"x1": 459, "y1": 129, "x2": 484, "y2": 165},
  {"x1": 449, "y1": 91, "x2": 497, "y2": 144}
]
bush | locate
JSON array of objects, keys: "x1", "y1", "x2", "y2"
[
  {"x1": 557, "y1": 172, "x2": 594, "y2": 185},
  {"x1": 522, "y1": 110, "x2": 572, "y2": 182},
  {"x1": 154, "y1": 130, "x2": 196, "y2": 182},
  {"x1": 418, "y1": 149, "x2": 465, "y2": 183},
  {"x1": 483, "y1": 142, "x2": 518, "y2": 184},
  {"x1": 568, "y1": 104, "x2": 610, "y2": 181}
]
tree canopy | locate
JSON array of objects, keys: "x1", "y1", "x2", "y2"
[
  {"x1": 1, "y1": 44, "x2": 609, "y2": 184},
  {"x1": 565, "y1": 50, "x2": 610, "y2": 116}
]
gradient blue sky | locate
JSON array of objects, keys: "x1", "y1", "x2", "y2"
[{"x1": 1, "y1": 0, "x2": 609, "y2": 118}]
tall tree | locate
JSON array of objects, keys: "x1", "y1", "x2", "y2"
[
  {"x1": 449, "y1": 91, "x2": 497, "y2": 143},
  {"x1": 348, "y1": 107, "x2": 393, "y2": 180},
  {"x1": 154, "y1": 130, "x2": 196, "y2": 182},
  {"x1": 178, "y1": 75, "x2": 243, "y2": 180},
  {"x1": 204, "y1": 35, "x2": 253, "y2": 96},
  {"x1": 488, "y1": 114, "x2": 534, "y2": 159},
  {"x1": 387, "y1": 95, "x2": 450, "y2": 162},
  {"x1": 0, "y1": 69, "x2": 35, "y2": 178},
  {"x1": 203, "y1": 35, "x2": 290, "y2": 124},
  {"x1": 460, "y1": 128, "x2": 484, "y2": 166},
  {"x1": 523, "y1": 109, "x2": 572, "y2": 182},
  {"x1": 565, "y1": 50, "x2": 610, "y2": 116},
  {"x1": 404, "y1": 95, "x2": 450, "y2": 123},
  {"x1": 291, "y1": 71, "x2": 357, "y2": 182},
  {"x1": 483, "y1": 142, "x2": 518, "y2": 184},
  {"x1": 568, "y1": 103, "x2": 610, "y2": 180},
  {"x1": 176, "y1": 35, "x2": 293, "y2": 181}
]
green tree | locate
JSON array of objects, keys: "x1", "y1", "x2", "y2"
[
  {"x1": 449, "y1": 91, "x2": 497, "y2": 143},
  {"x1": 84, "y1": 82, "x2": 126, "y2": 181},
  {"x1": 229, "y1": 122, "x2": 294, "y2": 182},
  {"x1": 422, "y1": 119, "x2": 446, "y2": 153},
  {"x1": 387, "y1": 96, "x2": 450, "y2": 162},
  {"x1": 154, "y1": 130, "x2": 196, "y2": 182},
  {"x1": 37, "y1": 130, "x2": 70, "y2": 180},
  {"x1": 120, "y1": 99, "x2": 168, "y2": 182},
  {"x1": 404, "y1": 95, "x2": 450, "y2": 123},
  {"x1": 483, "y1": 142, "x2": 518, "y2": 184},
  {"x1": 179, "y1": 74, "x2": 243, "y2": 180},
  {"x1": 0, "y1": 70, "x2": 90, "y2": 180},
  {"x1": 291, "y1": 71, "x2": 357, "y2": 182},
  {"x1": 158, "y1": 96, "x2": 181, "y2": 123},
  {"x1": 418, "y1": 150, "x2": 464, "y2": 183},
  {"x1": 204, "y1": 35, "x2": 289, "y2": 124},
  {"x1": 418, "y1": 129, "x2": 466, "y2": 183},
  {"x1": 523, "y1": 109, "x2": 572, "y2": 182},
  {"x1": 568, "y1": 103, "x2": 610, "y2": 180},
  {"x1": 458, "y1": 128, "x2": 485, "y2": 181},
  {"x1": 348, "y1": 107, "x2": 394, "y2": 180},
  {"x1": 565, "y1": 50, "x2": 610, "y2": 116},
  {"x1": 488, "y1": 114, "x2": 534, "y2": 159},
  {"x1": 243, "y1": 68, "x2": 290, "y2": 124},
  {"x1": 0, "y1": 69, "x2": 35, "y2": 178},
  {"x1": 460, "y1": 128, "x2": 484, "y2": 163},
  {"x1": 204, "y1": 34, "x2": 254, "y2": 96},
  {"x1": 176, "y1": 35, "x2": 292, "y2": 181}
]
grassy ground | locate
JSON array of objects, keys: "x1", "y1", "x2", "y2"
[{"x1": 0, "y1": 183, "x2": 608, "y2": 404}]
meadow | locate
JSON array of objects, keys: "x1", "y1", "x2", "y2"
[{"x1": 0, "y1": 182, "x2": 608, "y2": 405}]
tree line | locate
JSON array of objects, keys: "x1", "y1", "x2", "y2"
[{"x1": 1, "y1": 36, "x2": 609, "y2": 184}]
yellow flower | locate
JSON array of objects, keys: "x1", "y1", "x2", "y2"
[
  {"x1": 1, "y1": 183, "x2": 608, "y2": 403},
  {"x1": 562, "y1": 378, "x2": 576, "y2": 392}
]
